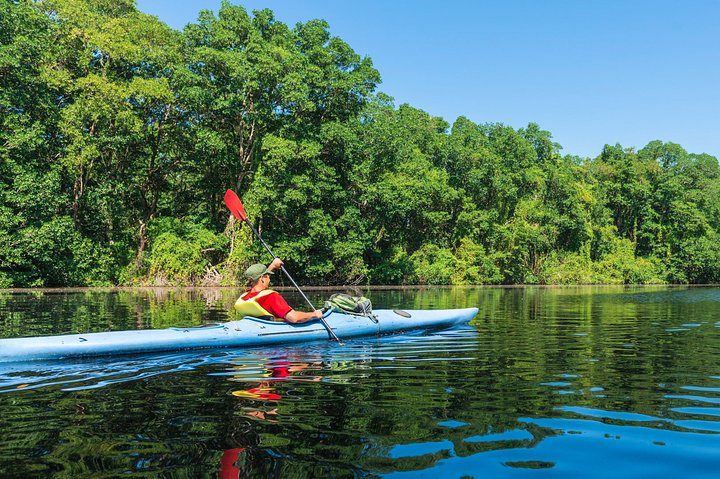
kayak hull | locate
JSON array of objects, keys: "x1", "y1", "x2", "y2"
[{"x1": 0, "y1": 308, "x2": 478, "y2": 362}]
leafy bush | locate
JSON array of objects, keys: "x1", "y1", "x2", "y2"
[
  {"x1": 452, "y1": 238, "x2": 503, "y2": 284},
  {"x1": 540, "y1": 250, "x2": 595, "y2": 284},
  {"x1": 542, "y1": 238, "x2": 665, "y2": 285},
  {"x1": 677, "y1": 234, "x2": 720, "y2": 283},
  {"x1": 145, "y1": 219, "x2": 227, "y2": 285},
  {"x1": 369, "y1": 247, "x2": 415, "y2": 285},
  {"x1": 0, "y1": 216, "x2": 119, "y2": 287},
  {"x1": 593, "y1": 237, "x2": 665, "y2": 284},
  {"x1": 410, "y1": 244, "x2": 456, "y2": 285},
  {"x1": 220, "y1": 234, "x2": 263, "y2": 286}
]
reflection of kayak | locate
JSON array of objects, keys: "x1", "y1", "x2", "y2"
[{"x1": 0, "y1": 308, "x2": 478, "y2": 362}]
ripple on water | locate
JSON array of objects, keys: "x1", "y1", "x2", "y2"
[
  {"x1": 0, "y1": 327, "x2": 480, "y2": 394},
  {"x1": 557, "y1": 406, "x2": 664, "y2": 423},
  {"x1": 665, "y1": 394, "x2": 720, "y2": 405},
  {"x1": 464, "y1": 429, "x2": 534, "y2": 444},
  {"x1": 2, "y1": 287, "x2": 720, "y2": 478},
  {"x1": 437, "y1": 420, "x2": 468, "y2": 428}
]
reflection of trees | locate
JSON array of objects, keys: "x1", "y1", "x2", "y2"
[
  {"x1": 1, "y1": 286, "x2": 719, "y2": 476},
  {"x1": 0, "y1": 289, "x2": 243, "y2": 338}
]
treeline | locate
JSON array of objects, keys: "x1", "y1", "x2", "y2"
[{"x1": 2, "y1": 0, "x2": 719, "y2": 287}]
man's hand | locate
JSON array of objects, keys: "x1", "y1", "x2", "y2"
[{"x1": 269, "y1": 258, "x2": 284, "y2": 272}]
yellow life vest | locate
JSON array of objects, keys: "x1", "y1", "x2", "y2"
[{"x1": 234, "y1": 289, "x2": 284, "y2": 321}]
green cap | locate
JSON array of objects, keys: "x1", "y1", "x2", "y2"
[{"x1": 244, "y1": 263, "x2": 273, "y2": 281}]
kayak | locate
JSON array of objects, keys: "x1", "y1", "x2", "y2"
[{"x1": 0, "y1": 308, "x2": 478, "y2": 362}]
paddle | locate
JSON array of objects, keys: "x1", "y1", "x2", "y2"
[{"x1": 223, "y1": 189, "x2": 342, "y2": 343}]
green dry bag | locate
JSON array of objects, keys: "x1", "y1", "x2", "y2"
[{"x1": 325, "y1": 293, "x2": 373, "y2": 317}]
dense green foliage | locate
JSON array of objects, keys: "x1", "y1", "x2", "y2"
[{"x1": 2, "y1": 0, "x2": 719, "y2": 286}]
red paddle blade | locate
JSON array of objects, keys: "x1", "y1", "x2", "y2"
[{"x1": 223, "y1": 189, "x2": 248, "y2": 221}]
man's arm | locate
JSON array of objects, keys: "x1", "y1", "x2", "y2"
[{"x1": 284, "y1": 309, "x2": 323, "y2": 324}]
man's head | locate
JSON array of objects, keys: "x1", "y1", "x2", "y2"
[{"x1": 244, "y1": 263, "x2": 273, "y2": 288}]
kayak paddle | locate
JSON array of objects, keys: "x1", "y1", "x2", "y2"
[{"x1": 223, "y1": 189, "x2": 342, "y2": 343}]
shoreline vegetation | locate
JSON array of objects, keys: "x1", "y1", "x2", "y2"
[
  {"x1": 3, "y1": 284, "x2": 720, "y2": 294},
  {"x1": 2, "y1": 0, "x2": 719, "y2": 288}
]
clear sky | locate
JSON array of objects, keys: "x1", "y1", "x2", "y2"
[{"x1": 135, "y1": 0, "x2": 720, "y2": 159}]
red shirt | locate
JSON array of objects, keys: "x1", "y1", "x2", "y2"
[{"x1": 241, "y1": 290, "x2": 293, "y2": 319}]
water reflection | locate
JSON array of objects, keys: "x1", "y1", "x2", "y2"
[{"x1": 1, "y1": 287, "x2": 720, "y2": 477}]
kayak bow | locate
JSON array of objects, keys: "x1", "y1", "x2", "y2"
[{"x1": 0, "y1": 308, "x2": 478, "y2": 362}]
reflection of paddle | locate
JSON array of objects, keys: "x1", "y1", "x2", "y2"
[
  {"x1": 224, "y1": 189, "x2": 342, "y2": 343},
  {"x1": 231, "y1": 386, "x2": 282, "y2": 400},
  {"x1": 220, "y1": 448, "x2": 246, "y2": 479}
]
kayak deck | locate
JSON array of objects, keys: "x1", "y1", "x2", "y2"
[{"x1": 0, "y1": 308, "x2": 478, "y2": 362}]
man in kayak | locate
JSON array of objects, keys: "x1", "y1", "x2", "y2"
[{"x1": 235, "y1": 258, "x2": 324, "y2": 323}]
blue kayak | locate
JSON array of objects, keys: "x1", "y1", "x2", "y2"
[{"x1": 0, "y1": 308, "x2": 478, "y2": 362}]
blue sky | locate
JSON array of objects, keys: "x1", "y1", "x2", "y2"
[{"x1": 135, "y1": 0, "x2": 720, "y2": 159}]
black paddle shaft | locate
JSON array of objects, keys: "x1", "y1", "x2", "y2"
[{"x1": 242, "y1": 218, "x2": 342, "y2": 343}]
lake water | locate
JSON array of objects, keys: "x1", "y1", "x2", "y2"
[{"x1": 1, "y1": 286, "x2": 719, "y2": 477}]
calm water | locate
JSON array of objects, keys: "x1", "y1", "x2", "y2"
[{"x1": 1, "y1": 286, "x2": 720, "y2": 478}]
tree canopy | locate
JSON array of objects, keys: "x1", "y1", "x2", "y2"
[{"x1": 1, "y1": 0, "x2": 719, "y2": 287}]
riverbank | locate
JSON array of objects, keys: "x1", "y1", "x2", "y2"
[{"x1": 4, "y1": 283, "x2": 720, "y2": 295}]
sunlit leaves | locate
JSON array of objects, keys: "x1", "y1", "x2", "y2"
[{"x1": 1, "y1": 1, "x2": 719, "y2": 287}]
